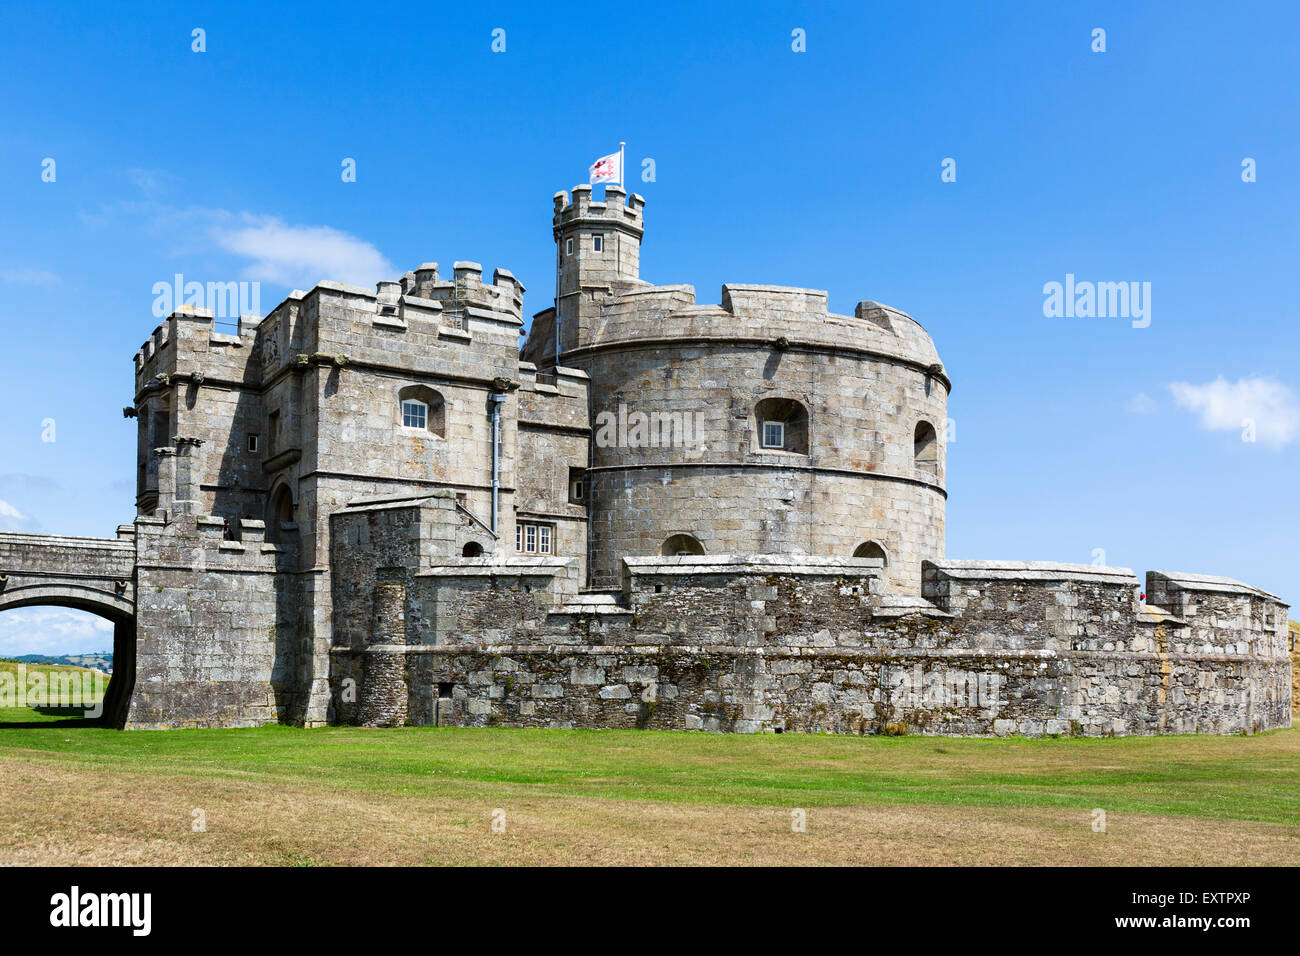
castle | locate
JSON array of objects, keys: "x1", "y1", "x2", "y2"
[{"x1": 0, "y1": 185, "x2": 1290, "y2": 734}]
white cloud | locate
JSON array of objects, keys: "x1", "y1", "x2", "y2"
[
  {"x1": 78, "y1": 196, "x2": 396, "y2": 292},
  {"x1": 0, "y1": 268, "x2": 59, "y2": 286},
  {"x1": 1125, "y1": 392, "x2": 1159, "y2": 415},
  {"x1": 1168, "y1": 375, "x2": 1300, "y2": 447},
  {"x1": 0, "y1": 499, "x2": 36, "y2": 532},
  {"x1": 212, "y1": 214, "x2": 394, "y2": 289},
  {"x1": 0, "y1": 608, "x2": 114, "y2": 656},
  {"x1": 125, "y1": 167, "x2": 176, "y2": 197}
]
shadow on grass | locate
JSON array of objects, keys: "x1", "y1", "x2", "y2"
[{"x1": 0, "y1": 707, "x2": 106, "y2": 729}]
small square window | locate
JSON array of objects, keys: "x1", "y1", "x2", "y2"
[
  {"x1": 247, "y1": 434, "x2": 260, "y2": 454},
  {"x1": 437, "y1": 681, "x2": 455, "y2": 698},
  {"x1": 762, "y1": 421, "x2": 785, "y2": 449},
  {"x1": 402, "y1": 399, "x2": 427, "y2": 429},
  {"x1": 592, "y1": 234, "x2": 603, "y2": 252}
]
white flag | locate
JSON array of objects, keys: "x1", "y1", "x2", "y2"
[{"x1": 589, "y1": 150, "x2": 622, "y2": 185}]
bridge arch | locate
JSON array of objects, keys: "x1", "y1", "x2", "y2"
[
  {"x1": 0, "y1": 583, "x2": 134, "y2": 622},
  {"x1": 0, "y1": 532, "x2": 138, "y2": 727}
]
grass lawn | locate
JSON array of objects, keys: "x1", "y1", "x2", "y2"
[
  {"x1": 0, "y1": 721, "x2": 1296, "y2": 865},
  {"x1": 0, "y1": 660, "x2": 106, "y2": 725}
]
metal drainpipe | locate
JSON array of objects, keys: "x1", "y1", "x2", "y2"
[{"x1": 489, "y1": 392, "x2": 508, "y2": 535}]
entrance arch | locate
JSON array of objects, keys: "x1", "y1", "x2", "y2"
[{"x1": 0, "y1": 532, "x2": 138, "y2": 727}]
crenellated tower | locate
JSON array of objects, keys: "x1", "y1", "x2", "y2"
[{"x1": 551, "y1": 183, "x2": 647, "y2": 357}]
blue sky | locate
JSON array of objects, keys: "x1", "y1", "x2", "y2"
[{"x1": 1, "y1": 0, "x2": 1297, "y2": 653}]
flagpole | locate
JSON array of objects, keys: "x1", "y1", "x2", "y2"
[{"x1": 619, "y1": 141, "x2": 625, "y2": 188}]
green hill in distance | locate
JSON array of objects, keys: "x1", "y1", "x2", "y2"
[{"x1": 5, "y1": 652, "x2": 112, "y2": 674}]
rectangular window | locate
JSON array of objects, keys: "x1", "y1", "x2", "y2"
[
  {"x1": 402, "y1": 400, "x2": 427, "y2": 429},
  {"x1": 565, "y1": 238, "x2": 573, "y2": 255},
  {"x1": 516, "y1": 522, "x2": 555, "y2": 554},
  {"x1": 568, "y1": 467, "x2": 585, "y2": 504},
  {"x1": 762, "y1": 421, "x2": 785, "y2": 449},
  {"x1": 592, "y1": 234, "x2": 603, "y2": 252},
  {"x1": 247, "y1": 434, "x2": 259, "y2": 454}
]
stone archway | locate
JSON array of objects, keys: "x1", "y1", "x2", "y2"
[{"x1": 0, "y1": 533, "x2": 138, "y2": 728}]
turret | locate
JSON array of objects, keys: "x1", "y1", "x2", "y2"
[{"x1": 552, "y1": 184, "x2": 646, "y2": 355}]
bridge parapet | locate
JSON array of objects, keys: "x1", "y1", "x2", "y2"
[{"x1": 0, "y1": 532, "x2": 136, "y2": 619}]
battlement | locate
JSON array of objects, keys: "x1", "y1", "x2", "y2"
[
  {"x1": 553, "y1": 184, "x2": 645, "y2": 237},
  {"x1": 133, "y1": 309, "x2": 263, "y2": 389},
  {"x1": 389, "y1": 261, "x2": 527, "y2": 321},
  {"x1": 134, "y1": 512, "x2": 294, "y2": 570},
  {"x1": 721, "y1": 284, "x2": 829, "y2": 317}
]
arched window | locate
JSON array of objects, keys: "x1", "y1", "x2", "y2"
[
  {"x1": 853, "y1": 541, "x2": 888, "y2": 565},
  {"x1": 266, "y1": 484, "x2": 295, "y2": 544},
  {"x1": 753, "y1": 397, "x2": 809, "y2": 455},
  {"x1": 914, "y1": 421, "x2": 938, "y2": 478},
  {"x1": 462, "y1": 541, "x2": 484, "y2": 557},
  {"x1": 397, "y1": 385, "x2": 446, "y2": 437},
  {"x1": 660, "y1": 533, "x2": 705, "y2": 556}
]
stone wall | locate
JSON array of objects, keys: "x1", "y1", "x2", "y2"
[
  {"x1": 328, "y1": 505, "x2": 1291, "y2": 737},
  {"x1": 126, "y1": 514, "x2": 300, "y2": 729}
]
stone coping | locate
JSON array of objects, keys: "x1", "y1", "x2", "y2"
[
  {"x1": 550, "y1": 604, "x2": 634, "y2": 616},
  {"x1": 419, "y1": 557, "x2": 575, "y2": 578},
  {"x1": 1149, "y1": 571, "x2": 1284, "y2": 602},
  {"x1": 518, "y1": 361, "x2": 590, "y2": 380},
  {"x1": 926, "y1": 560, "x2": 1138, "y2": 586},
  {"x1": 873, "y1": 594, "x2": 954, "y2": 619},
  {"x1": 337, "y1": 491, "x2": 458, "y2": 513},
  {"x1": 624, "y1": 554, "x2": 883, "y2": 576},
  {"x1": 1138, "y1": 604, "x2": 1186, "y2": 625},
  {"x1": 0, "y1": 532, "x2": 134, "y2": 551}
]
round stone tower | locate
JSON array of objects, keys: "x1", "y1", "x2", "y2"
[{"x1": 546, "y1": 187, "x2": 949, "y2": 594}]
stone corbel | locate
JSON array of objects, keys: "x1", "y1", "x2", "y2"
[
  {"x1": 306, "y1": 352, "x2": 349, "y2": 368},
  {"x1": 122, "y1": 407, "x2": 138, "y2": 419}
]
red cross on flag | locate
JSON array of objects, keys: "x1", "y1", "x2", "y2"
[{"x1": 589, "y1": 149, "x2": 622, "y2": 185}]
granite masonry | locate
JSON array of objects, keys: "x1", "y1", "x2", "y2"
[{"x1": 0, "y1": 185, "x2": 1289, "y2": 734}]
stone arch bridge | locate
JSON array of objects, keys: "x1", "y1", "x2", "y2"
[{"x1": 0, "y1": 530, "x2": 137, "y2": 726}]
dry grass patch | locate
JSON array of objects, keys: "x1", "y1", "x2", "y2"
[{"x1": 2, "y1": 755, "x2": 1297, "y2": 866}]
